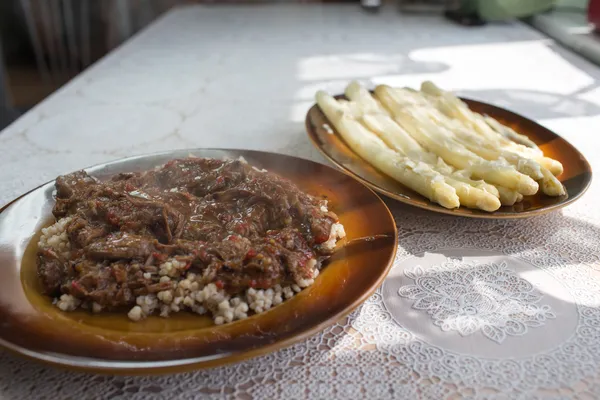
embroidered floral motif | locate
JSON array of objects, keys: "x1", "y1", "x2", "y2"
[{"x1": 398, "y1": 260, "x2": 556, "y2": 343}]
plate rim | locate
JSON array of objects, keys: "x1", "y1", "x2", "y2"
[
  {"x1": 305, "y1": 96, "x2": 593, "y2": 219},
  {"x1": 0, "y1": 148, "x2": 398, "y2": 374}
]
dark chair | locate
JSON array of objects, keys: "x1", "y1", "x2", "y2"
[{"x1": 0, "y1": 37, "x2": 19, "y2": 131}]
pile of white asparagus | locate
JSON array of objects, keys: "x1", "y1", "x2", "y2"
[{"x1": 316, "y1": 81, "x2": 564, "y2": 212}]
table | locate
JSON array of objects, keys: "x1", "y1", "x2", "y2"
[{"x1": 2, "y1": 4, "x2": 600, "y2": 399}]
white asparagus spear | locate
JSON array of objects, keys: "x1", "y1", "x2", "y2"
[
  {"x1": 423, "y1": 105, "x2": 563, "y2": 195},
  {"x1": 540, "y1": 167, "x2": 566, "y2": 196},
  {"x1": 390, "y1": 88, "x2": 544, "y2": 206},
  {"x1": 421, "y1": 81, "x2": 521, "y2": 147},
  {"x1": 345, "y1": 80, "x2": 391, "y2": 116},
  {"x1": 416, "y1": 84, "x2": 565, "y2": 192},
  {"x1": 404, "y1": 85, "x2": 564, "y2": 196},
  {"x1": 345, "y1": 81, "x2": 501, "y2": 209},
  {"x1": 375, "y1": 85, "x2": 539, "y2": 196},
  {"x1": 451, "y1": 169, "x2": 520, "y2": 206},
  {"x1": 420, "y1": 81, "x2": 563, "y2": 176},
  {"x1": 423, "y1": 106, "x2": 544, "y2": 180},
  {"x1": 496, "y1": 186, "x2": 522, "y2": 206},
  {"x1": 346, "y1": 81, "x2": 500, "y2": 196},
  {"x1": 483, "y1": 115, "x2": 540, "y2": 151},
  {"x1": 345, "y1": 81, "x2": 425, "y2": 157},
  {"x1": 454, "y1": 132, "x2": 563, "y2": 196},
  {"x1": 345, "y1": 81, "x2": 547, "y2": 204},
  {"x1": 447, "y1": 172, "x2": 500, "y2": 199},
  {"x1": 359, "y1": 113, "x2": 501, "y2": 210},
  {"x1": 316, "y1": 90, "x2": 460, "y2": 209},
  {"x1": 536, "y1": 156, "x2": 564, "y2": 177},
  {"x1": 439, "y1": 96, "x2": 563, "y2": 176},
  {"x1": 320, "y1": 90, "x2": 502, "y2": 211},
  {"x1": 443, "y1": 176, "x2": 501, "y2": 211}
]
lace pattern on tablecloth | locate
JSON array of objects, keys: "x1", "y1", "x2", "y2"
[
  {"x1": 398, "y1": 259, "x2": 557, "y2": 343},
  {"x1": 2, "y1": 210, "x2": 600, "y2": 399},
  {"x1": 3, "y1": 4, "x2": 600, "y2": 399}
]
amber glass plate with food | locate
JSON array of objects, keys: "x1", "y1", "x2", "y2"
[
  {"x1": 306, "y1": 81, "x2": 592, "y2": 218},
  {"x1": 0, "y1": 149, "x2": 397, "y2": 374}
]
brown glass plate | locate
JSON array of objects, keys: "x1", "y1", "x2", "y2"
[
  {"x1": 306, "y1": 96, "x2": 592, "y2": 218},
  {"x1": 0, "y1": 149, "x2": 397, "y2": 374}
]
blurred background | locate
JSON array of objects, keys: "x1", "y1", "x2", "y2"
[{"x1": 0, "y1": 0, "x2": 595, "y2": 130}]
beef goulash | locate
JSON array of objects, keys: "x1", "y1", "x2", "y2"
[{"x1": 36, "y1": 157, "x2": 346, "y2": 324}]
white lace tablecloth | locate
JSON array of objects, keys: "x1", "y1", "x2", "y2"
[{"x1": 2, "y1": 4, "x2": 600, "y2": 399}]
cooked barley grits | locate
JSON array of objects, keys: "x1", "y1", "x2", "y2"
[{"x1": 37, "y1": 158, "x2": 346, "y2": 324}]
